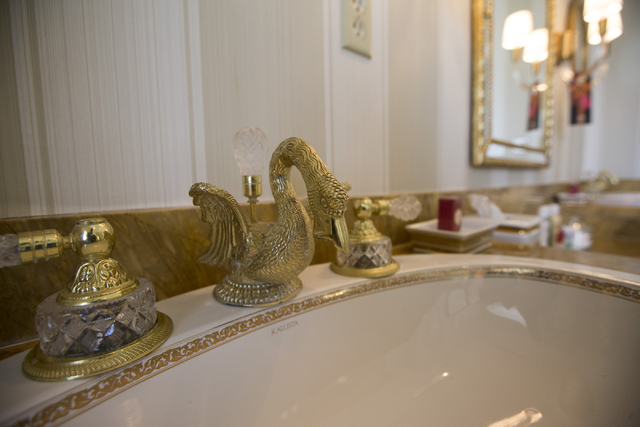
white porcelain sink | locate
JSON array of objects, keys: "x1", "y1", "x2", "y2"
[
  {"x1": 1, "y1": 254, "x2": 640, "y2": 426},
  {"x1": 557, "y1": 192, "x2": 640, "y2": 207}
]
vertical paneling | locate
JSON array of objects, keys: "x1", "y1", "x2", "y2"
[
  {"x1": 6, "y1": 0, "x2": 198, "y2": 217},
  {"x1": 199, "y1": 0, "x2": 326, "y2": 202},
  {"x1": 325, "y1": 0, "x2": 389, "y2": 197},
  {"x1": 387, "y1": 0, "x2": 438, "y2": 194},
  {"x1": 111, "y1": 0, "x2": 147, "y2": 209},
  {"x1": 435, "y1": 0, "x2": 471, "y2": 191},
  {"x1": 131, "y1": 0, "x2": 166, "y2": 208},
  {"x1": 185, "y1": 0, "x2": 207, "y2": 183},
  {"x1": 82, "y1": 0, "x2": 127, "y2": 211},
  {"x1": 6, "y1": 0, "x2": 637, "y2": 219},
  {"x1": 9, "y1": 0, "x2": 55, "y2": 216},
  {"x1": 152, "y1": 0, "x2": 193, "y2": 207},
  {"x1": 61, "y1": 0, "x2": 100, "y2": 212},
  {"x1": 0, "y1": 0, "x2": 30, "y2": 218}
]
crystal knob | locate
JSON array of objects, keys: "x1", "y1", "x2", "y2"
[
  {"x1": 389, "y1": 194, "x2": 422, "y2": 221},
  {"x1": 0, "y1": 234, "x2": 20, "y2": 268},
  {"x1": 233, "y1": 127, "x2": 269, "y2": 176}
]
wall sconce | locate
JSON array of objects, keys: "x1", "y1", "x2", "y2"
[
  {"x1": 558, "y1": 0, "x2": 623, "y2": 87},
  {"x1": 502, "y1": 11, "x2": 549, "y2": 93}
]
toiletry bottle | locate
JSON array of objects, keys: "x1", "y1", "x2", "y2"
[
  {"x1": 537, "y1": 205, "x2": 550, "y2": 247},
  {"x1": 549, "y1": 204, "x2": 562, "y2": 247}
]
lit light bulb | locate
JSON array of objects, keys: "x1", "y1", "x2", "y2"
[
  {"x1": 583, "y1": 0, "x2": 623, "y2": 23},
  {"x1": 587, "y1": 21, "x2": 602, "y2": 45},
  {"x1": 603, "y1": 12, "x2": 623, "y2": 43},
  {"x1": 233, "y1": 127, "x2": 269, "y2": 176},
  {"x1": 502, "y1": 10, "x2": 533, "y2": 50},
  {"x1": 523, "y1": 28, "x2": 549, "y2": 64}
]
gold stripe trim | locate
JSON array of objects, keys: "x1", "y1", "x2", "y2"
[{"x1": 13, "y1": 265, "x2": 640, "y2": 426}]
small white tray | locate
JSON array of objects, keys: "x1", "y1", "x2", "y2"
[
  {"x1": 406, "y1": 216, "x2": 500, "y2": 241},
  {"x1": 499, "y1": 214, "x2": 542, "y2": 230}
]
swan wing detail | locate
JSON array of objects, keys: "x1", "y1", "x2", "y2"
[{"x1": 189, "y1": 182, "x2": 249, "y2": 266}]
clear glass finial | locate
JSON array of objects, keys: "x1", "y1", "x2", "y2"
[
  {"x1": 389, "y1": 195, "x2": 422, "y2": 221},
  {"x1": 0, "y1": 234, "x2": 20, "y2": 268},
  {"x1": 233, "y1": 127, "x2": 269, "y2": 176}
]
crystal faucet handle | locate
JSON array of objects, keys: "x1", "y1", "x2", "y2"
[
  {"x1": 388, "y1": 195, "x2": 422, "y2": 222},
  {"x1": 233, "y1": 127, "x2": 269, "y2": 176},
  {"x1": 0, "y1": 234, "x2": 20, "y2": 268}
]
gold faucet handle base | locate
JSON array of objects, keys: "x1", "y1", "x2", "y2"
[
  {"x1": 213, "y1": 276, "x2": 302, "y2": 307},
  {"x1": 330, "y1": 259, "x2": 399, "y2": 278},
  {"x1": 22, "y1": 312, "x2": 173, "y2": 381}
]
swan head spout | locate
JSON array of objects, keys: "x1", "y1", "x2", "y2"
[{"x1": 309, "y1": 174, "x2": 350, "y2": 253}]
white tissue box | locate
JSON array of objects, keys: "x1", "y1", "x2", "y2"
[
  {"x1": 406, "y1": 216, "x2": 500, "y2": 253},
  {"x1": 494, "y1": 214, "x2": 542, "y2": 246}
]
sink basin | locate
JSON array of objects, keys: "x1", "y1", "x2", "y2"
[
  {"x1": 1, "y1": 254, "x2": 639, "y2": 426},
  {"x1": 557, "y1": 192, "x2": 640, "y2": 207}
]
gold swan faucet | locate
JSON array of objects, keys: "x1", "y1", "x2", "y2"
[
  {"x1": 0, "y1": 133, "x2": 347, "y2": 380},
  {"x1": 190, "y1": 136, "x2": 350, "y2": 307}
]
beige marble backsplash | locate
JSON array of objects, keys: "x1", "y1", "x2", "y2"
[{"x1": 2, "y1": 180, "x2": 639, "y2": 351}]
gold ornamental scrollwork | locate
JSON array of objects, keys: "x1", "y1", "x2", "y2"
[{"x1": 56, "y1": 259, "x2": 139, "y2": 306}]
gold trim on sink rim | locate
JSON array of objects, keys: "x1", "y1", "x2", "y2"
[{"x1": 12, "y1": 265, "x2": 640, "y2": 425}]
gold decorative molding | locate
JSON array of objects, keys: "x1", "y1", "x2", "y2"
[
  {"x1": 12, "y1": 264, "x2": 640, "y2": 426},
  {"x1": 57, "y1": 259, "x2": 139, "y2": 306},
  {"x1": 471, "y1": 0, "x2": 555, "y2": 168}
]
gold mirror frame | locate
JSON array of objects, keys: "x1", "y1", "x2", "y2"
[{"x1": 472, "y1": 0, "x2": 555, "y2": 168}]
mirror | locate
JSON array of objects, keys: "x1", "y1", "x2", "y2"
[{"x1": 472, "y1": 0, "x2": 555, "y2": 167}]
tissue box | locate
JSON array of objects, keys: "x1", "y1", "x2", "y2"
[
  {"x1": 493, "y1": 214, "x2": 542, "y2": 247},
  {"x1": 407, "y1": 216, "x2": 500, "y2": 253}
]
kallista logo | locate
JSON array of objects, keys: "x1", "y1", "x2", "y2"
[{"x1": 271, "y1": 320, "x2": 299, "y2": 335}]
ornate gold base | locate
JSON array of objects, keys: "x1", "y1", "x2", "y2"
[
  {"x1": 22, "y1": 312, "x2": 173, "y2": 381},
  {"x1": 330, "y1": 259, "x2": 400, "y2": 278},
  {"x1": 213, "y1": 277, "x2": 302, "y2": 307}
]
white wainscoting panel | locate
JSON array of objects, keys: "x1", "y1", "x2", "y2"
[
  {"x1": 324, "y1": 0, "x2": 389, "y2": 197},
  {"x1": 198, "y1": 0, "x2": 327, "y2": 203},
  {"x1": 7, "y1": 0, "x2": 200, "y2": 216}
]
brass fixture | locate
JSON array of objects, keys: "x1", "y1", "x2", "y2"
[
  {"x1": 190, "y1": 137, "x2": 350, "y2": 307},
  {"x1": 242, "y1": 175, "x2": 262, "y2": 223},
  {"x1": 233, "y1": 127, "x2": 270, "y2": 224},
  {"x1": 501, "y1": 11, "x2": 550, "y2": 93},
  {"x1": 472, "y1": 0, "x2": 555, "y2": 168},
  {"x1": 558, "y1": 0, "x2": 623, "y2": 88},
  {"x1": 582, "y1": 170, "x2": 619, "y2": 193},
  {"x1": 12, "y1": 218, "x2": 173, "y2": 381},
  {"x1": 331, "y1": 195, "x2": 421, "y2": 278}
]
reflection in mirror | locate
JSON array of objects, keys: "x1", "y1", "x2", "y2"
[
  {"x1": 557, "y1": 0, "x2": 625, "y2": 125},
  {"x1": 472, "y1": 0, "x2": 554, "y2": 167}
]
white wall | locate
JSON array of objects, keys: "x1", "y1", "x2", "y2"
[
  {"x1": 2, "y1": 0, "x2": 638, "y2": 218},
  {"x1": 4, "y1": 0, "x2": 204, "y2": 218}
]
